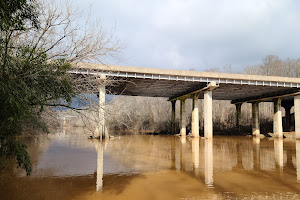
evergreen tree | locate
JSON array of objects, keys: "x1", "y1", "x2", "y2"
[{"x1": 0, "y1": 0, "x2": 74, "y2": 175}]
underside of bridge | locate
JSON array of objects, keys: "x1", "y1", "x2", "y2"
[
  {"x1": 70, "y1": 64, "x2": 300, "y2": 139},
  {"x1": 107, "y1": 77, "x2": 298, "y2": 102}
]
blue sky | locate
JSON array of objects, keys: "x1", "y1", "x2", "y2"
[{"x1": 72, "y1": 0, "x2": 300, "y2": 72}]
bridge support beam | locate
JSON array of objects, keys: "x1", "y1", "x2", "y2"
[
  {"x1": 98, "y1": 75, "x2": 108, "y2": 140},
  {"x1": 171, "y1": 100, "x2": 176, "y2": 134},
  {"x1": 180, "y1": 98, "x2": 187, "y2": 136},
  {"x1": 273, "y1": 98, "x2": 283, "y2": 138},
  {"x1": 192, "y1": 93, "x2": 200, "y2": 137},
  {"x1": 252, "y1": 102, "x2": 260, "y2": 136},
  {"x1": 204, "y1": 82, "x2": 218, "y2": 138},
  {"x1": 204, "y1": 90, "x2": 213, "y2": 138},
  {"x1": 295, "y1": 95, "x2": 300, "y2": 139},
  {"x1": 235, "y1": 103, "x2": 242, "y2": 132}
]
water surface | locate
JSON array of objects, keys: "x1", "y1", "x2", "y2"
[{"x1": 1, "y1": 128, "x2": 300, "y2": 199}]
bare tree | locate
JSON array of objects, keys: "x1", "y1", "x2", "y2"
[
  {"x1": 245, "y1": 55, "x2": 300, "y2": 78},
  {"x1": 13, "y1": 0, "x2": 121, "y2": 64},
  {"x1": 6, "y1": 0, "x2": 123, "y2": 135}
]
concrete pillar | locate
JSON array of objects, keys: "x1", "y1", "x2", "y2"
[
  {"x1": 295, "y1": 95, "x2": 300, "y2": 139},
  {"x1": 273, "y1": 98, "x2": 283, "y2": 138},
  {"x1": 235, "y1": 103, "x2": 242, "y2": 132},
  {"x1": 252, "y1": 102, "x2": 260, "y2": 136},
  {"x1": 180, "y1": 99, "x2": 187, "y2": 136},
  {"x1": 204, "y1": 90, "x2": 213, "y2": 138},
  {"x1": 171, "y1": 101, "x2": 176, "y2": 134},
  {"x1": 192, "y1": 93, "x2": 200, "y2": 137},
  {"x1": 98, "y1": 77, "x2": 108, "y2": 139}
]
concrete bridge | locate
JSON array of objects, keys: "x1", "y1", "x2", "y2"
[{"x1": 69, "y1": 63, "x2": 300, "y2": 139}]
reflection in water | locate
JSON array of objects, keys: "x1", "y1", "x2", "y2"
[
  {"x1": 253, "y1": 136, "x2": 260, "y2": 145},
  {"x1": 297, "y1": 140, "x2": 300, "y2": 181},
  {"x1": 253, "y1": 137, "x2": 260, "y2": 170},
  {"x1": 242, "y1": 143, "x2": 254, "y2": 170},
  {"x1": 205, "y1": 139, "x2": 213, "y2": 187},
  {"x1": 180, "y1": 135, "x2": 186, "y2": 144},
  {"x1": 175, "y1": 139, "x2": 181, "y2": 172},
  {"x1": 2, "y1": 130, "x2": 300, "y2": 199},
  {"x1": 95, "y1": 141, "x2": 104, "y2": 191},
  {"x1": 260, "y1": 147, "x2": 276, "y2": 171},
  {"x1": 274, "y1": 138, "x2": 284, "y2": 169},
  {"x1": 192, "y1": 138, "x2": 200, "y2": 176}
]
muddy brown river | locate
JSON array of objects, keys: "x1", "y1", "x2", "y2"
[{"x1": 1, "y1": 128, "x2": 300, "y2": 199}]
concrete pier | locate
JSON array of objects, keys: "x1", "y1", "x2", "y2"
[
  {"x1": 192, "y1": 93, "x2": 200, "y2": 137},
  {"x1": 273, "y1": 98, "x2": 283, "y2": 138},
  {"x1": 252, "y1": 102, "x2": 260, "y2": 136},
  {"x1": 236, "y1": 103, "x2": 242, "y2": 132},
  {"x1": 204, "y1": 90, "x2": 213, "y2": 138},
  {"x1": 180, "y1": 98, "x2": 187, "y2": 136},
  {"x1": 171, "y1": 101, "x2": 176, "y2": 134},
  {"x1": 295, "y1": 95, "x2": 300, "y2": 139},
  {"x1": 98, "y1": 77, "x2": 107, "y2": 139}
]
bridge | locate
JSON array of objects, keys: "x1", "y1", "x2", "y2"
[{"x1": 69, "y1": 63, "x2": 300, "y2": 139}]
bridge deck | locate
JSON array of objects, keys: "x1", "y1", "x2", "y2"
[
  {"x1": 70, "y1": 63, "x2": 300, "y2": 139},
  {"x1": 71, "y1": 63, "x2": 300, "y2": 103}
]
